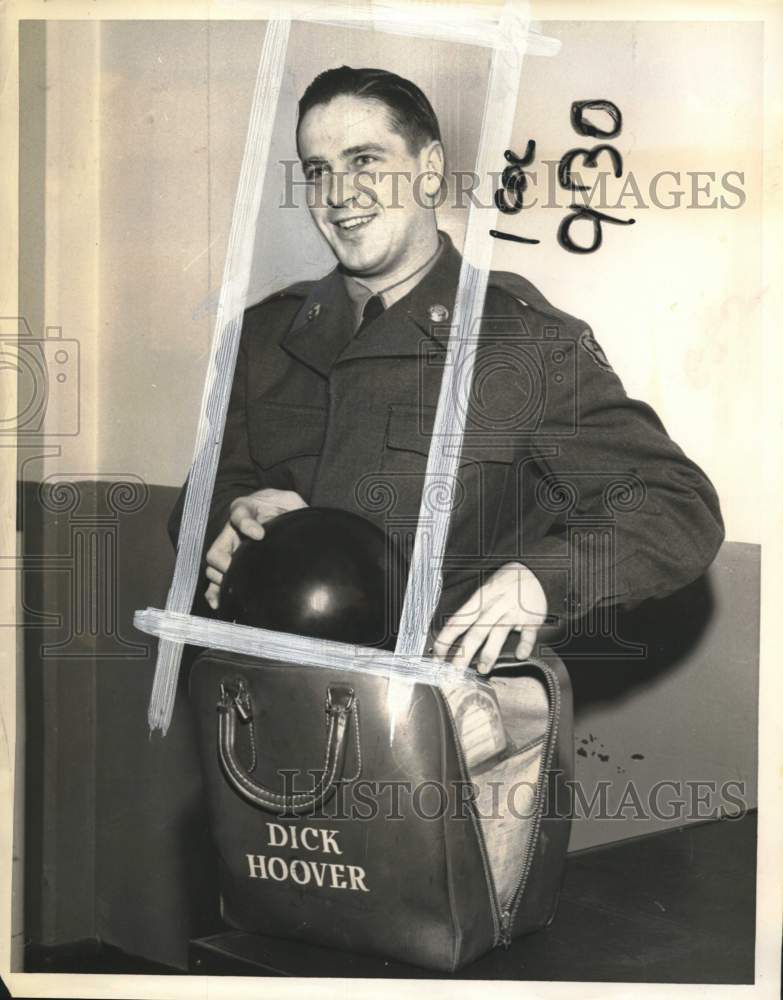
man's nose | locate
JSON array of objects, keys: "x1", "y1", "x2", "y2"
[{"x1": 326, "y1": 170, "x2": 351, "y2": 209}]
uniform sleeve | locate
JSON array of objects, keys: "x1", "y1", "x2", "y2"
[
  {"x1": 495, "y1": 317, "x2": 725, "y2": 624},
  {"x1": 167, "y1": 322, "x2": 265, "y2": 552}
]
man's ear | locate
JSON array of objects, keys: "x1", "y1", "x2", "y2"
[{"x1": 420, "y1": 140, "x2": 445, "y2": 202}]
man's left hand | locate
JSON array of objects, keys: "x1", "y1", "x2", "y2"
[{"x1": 432, "y1": 562, "x2": 548, "y2": 675}]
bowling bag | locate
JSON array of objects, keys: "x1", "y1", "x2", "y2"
[{"x1": 189, "y1": 647, "x2": 573, "y2": 972}]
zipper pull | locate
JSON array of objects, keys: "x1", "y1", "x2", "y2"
[
  {"x1": 234, "y1": 686, "x2": 253, "y2": 723},
  {"x1": 220, "y1": 677, "x2": 252, "y2": 723},
  {"x1": 500, "y1": 909, "x2": 512, "y2": 948}
]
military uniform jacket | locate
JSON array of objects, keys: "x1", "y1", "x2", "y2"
[{"x1": 170, "y1": 233, "x2": 724, "y2": 631}]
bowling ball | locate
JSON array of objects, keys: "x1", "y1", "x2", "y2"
[{"x1": 219, "y1": 507, "x2": 405, "y2": 649}]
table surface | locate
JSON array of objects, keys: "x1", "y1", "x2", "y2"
[{"x1": 190, "y1": 812, "x2": 757, "y2": 983}]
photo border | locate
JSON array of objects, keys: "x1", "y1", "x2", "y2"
[{"x1": 1, "y1": 1, "x2": 781, "y2": 998}]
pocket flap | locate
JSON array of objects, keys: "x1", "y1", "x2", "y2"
[{"x1": 385, "y1": 405, "x2": 517, "y2": 464}]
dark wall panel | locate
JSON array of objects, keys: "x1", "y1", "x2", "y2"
[{"x1": 23, "y1": 479, "x2": 220, "y2": 969}]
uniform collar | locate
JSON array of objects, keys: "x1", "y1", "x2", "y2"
[
  {"x1": 342, "y1": 233, "x2": 445, "y2": 329},
  {"x1": 280, "y1": 268, "x2": 356, "y2": 377},
  {"x1": 281, "y1": 231, "x2": 461, "y2": 375}
]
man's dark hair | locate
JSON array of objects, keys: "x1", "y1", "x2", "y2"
[{"x1": 297, "y1": 66, "x2": 442, "y2": 155}]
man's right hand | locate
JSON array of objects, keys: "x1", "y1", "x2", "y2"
[{"x1": 204, "y1": 488, "x2": 307, "y2": 610}]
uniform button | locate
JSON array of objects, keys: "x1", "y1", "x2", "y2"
[
  {"x1": 307, "y1": 303, "x2": 321, "y2": 321},
  {"x1": 428, "y1": 303, "x2": 449, "y2": 323}
]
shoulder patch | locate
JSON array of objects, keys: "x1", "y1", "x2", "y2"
[{"x1": 579, "y1": 328, "x2": 614, "y2": 373}]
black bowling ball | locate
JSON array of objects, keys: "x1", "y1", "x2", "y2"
[{"x1": 219, "y1": 507, "x2": 405, "y2": 649}]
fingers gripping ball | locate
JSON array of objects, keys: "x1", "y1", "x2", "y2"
[{"x1": 219, "y1": 507, "x2": 406, "y2": 650}]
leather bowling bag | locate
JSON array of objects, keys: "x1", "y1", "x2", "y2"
[{"x1": 189, "y1": 647, "x2": 573, "y2": 972}]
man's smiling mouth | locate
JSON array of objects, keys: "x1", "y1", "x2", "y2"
[{"x1": 333, "y1": 214, "x2": 376, "y2": 232}]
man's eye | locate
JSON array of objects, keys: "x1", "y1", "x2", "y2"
[
  {"x1": 354, "y1": 155, "x2": 378, "y2": 168},
  {"x1": 305, "y1": 165, "x2": 329, "y2": 181}
]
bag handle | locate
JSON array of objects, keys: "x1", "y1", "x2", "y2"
[{"x1": 216, "y1": 676, "x2": 354, "y2": 815}]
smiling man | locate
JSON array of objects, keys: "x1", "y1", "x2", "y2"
[
  {"x1": 169, "y1": 65, "x2": 724, "y2": 673},
  {"x1": 298, "y1": 90, "x2": 443, "y2": 282}
]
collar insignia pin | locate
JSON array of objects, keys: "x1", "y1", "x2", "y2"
[
  {"x1": 307, "y1": 303, "x2": 321, "y2": 321},
  {"x1": 428, "y1": 303, "x2": 449, "y2": 323}
]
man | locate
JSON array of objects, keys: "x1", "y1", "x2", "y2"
[{"x1": 169, "y1": 66, "x2": 724, "y2": 673}]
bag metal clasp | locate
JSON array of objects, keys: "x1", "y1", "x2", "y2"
[
  {"x1": 219, "y1": 677, "x2": 253, "y2": 723},
  {"x1": 326, "y1": 685, "x2": 355, "y2": 717}
]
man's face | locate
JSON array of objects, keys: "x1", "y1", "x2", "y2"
[{"x1": 298, "y1": 94, "x2": 441, "y2": 279}]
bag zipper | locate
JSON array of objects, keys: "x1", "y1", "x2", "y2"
[
  {"x1": 498, "y1": 662, "x2": 560, "y2": 947},
  {"x1": 440, "y1": 684, "x2": 502, "y2": 945}
]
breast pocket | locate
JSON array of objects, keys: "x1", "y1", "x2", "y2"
[
  {"x1": 247, "y1": 399, "x2": 326, "y2": 472},
  {"x1": 380, "y1": 405, "x2": 436, "y2": 472},
  {"x1": 378, "y1": 405, "x2": 518, "y2": 530}
]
